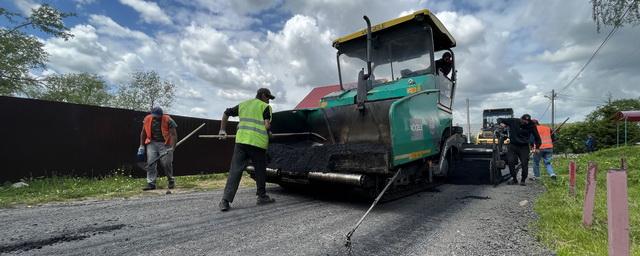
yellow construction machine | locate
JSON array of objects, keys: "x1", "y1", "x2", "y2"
[{"x1": 475, "y1": 108, "x2": 513, "y2": 145}]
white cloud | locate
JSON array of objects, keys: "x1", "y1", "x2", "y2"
[
  {"x1": 73, "y1": 0, "x2": 96, "y2": 7},
  {"x1": 119, "y1": 0, "x2": 172, "y2": 25},
  {"x1": 104, "y1": 53, "x2": 145, "y2": 83},
  {"x1": 398, "y1": 9, "x2": 417, "y2": 17},
  {"x1": 178, "y1": 87, "x2": 204, "y2": 100},
  {"x1": 216, "y1": 89, "x2": 253, "y2": 101},
  {"x1": 190, "y1": 107, "x2": 207, "y2": 116},
  {"x1": 88, "y1": 15, "x2": 152, "y2": 41},
  {"x1": 530, "y1": 45, "x2": 594, "y2": 63},
  {"x1": 259, "y1": 15, "x2": 337, "y2": 106},
  {"x1": 43, "y1": 25, "x2": 111, "y2": 75},
  {"x1": 436, "y1": 11, "x2": 485, "y2": 46},
  {"x1": 43, "y1": 16, "x2": 159, "y2": 85},
  {"x1": 36, "y1": 0, "x2": 640, "y2": 125},
  {"x1": 12, "y1": 0, "x2": 40, "y2": 15}
]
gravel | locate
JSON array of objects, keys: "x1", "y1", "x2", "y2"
[{"x1": 0, "y1": 174, "x2": 553, "y2": 255}]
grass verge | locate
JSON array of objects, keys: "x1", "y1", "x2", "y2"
[
  {"x1": 534, "y1": 146, "x2": 639, "y2": 255},
  {"x1": 0, "y1": 172, "x2": 255, "y2": 208}
]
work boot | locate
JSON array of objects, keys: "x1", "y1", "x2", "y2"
[
  {"x1": 219, "y1": 199, "x2": 230, "y2": 212},
  {"x1": 257, "y1": 195, "x2": 276, "y2": 205},
  {"x1": 142, "y1": 183, "x2": 156, "y2": 191},
  {"x1": 507, "y1": 179, "x2": 519, "y2": 185},
  {"x1": 168, "y1": 180, "x2": 175, "y2": 189},
  {"x1": 550, "y1": 175, "x2": 557, "y2": 181}
]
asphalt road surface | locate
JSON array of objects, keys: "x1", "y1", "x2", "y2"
[{"x1": 0, "y1": 181, "x2": 552, "y2": 256}]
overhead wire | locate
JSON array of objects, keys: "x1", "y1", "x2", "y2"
[
  {"x1": 557, "y1": 95, "x2": 607, "y2": 104},
  {"x1": 559, "y1": 0, "x2": 638, "y2": 92},
  {"x1": 540, "y1": 1, "x2": 637, "y2": 122},
  {"x1": 539, "y1": 102, "x2": 552, "y2": 121},
  {"x1": 555, "y1": 92, "x2": 606, "y2": 101}
]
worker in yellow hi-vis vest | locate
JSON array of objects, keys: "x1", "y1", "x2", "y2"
[{"x1": 218, "y1": 88, "x2": 276, "y2": 212}]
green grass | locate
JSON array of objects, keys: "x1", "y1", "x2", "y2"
[
  {"x1": 535, "y1": 146, "x2": 640, "y2": 255},
  {"x1": 0, "y1": 171, "x2": 255, "y2": 208}
]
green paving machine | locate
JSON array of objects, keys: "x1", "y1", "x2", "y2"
[{"x1": 259, "y1": 10, "x2": 467, "y2": 195}]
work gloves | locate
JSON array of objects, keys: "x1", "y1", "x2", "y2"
[
  {"x1": 137, "y1": 145, "x2": 145, "y2": 161},
  {"x1": 218, "y1": 129, "x2": 227, "y2": 140}
]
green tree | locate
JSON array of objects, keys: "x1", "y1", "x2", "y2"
[
  {"x1": 555, "y1": 98, "x2": 640, "y2": 153},
  {"x1": 585, "y1": 98, "x2": 640, "y2": 122},
  {"x1": 30, "y1": 73, "x2": 111, "y2": 106},
  {"x1": 554, "y1": 122, "x2": 589, "y2": 153},
  {"x1": 591, "y1": 0, "x2": 640, "y2": 32},
  {"x1": 114, "y1": 71, "x2": 176, "y2": 111},
  {"x1": 0, "y1": 4, "x2": 74, "y2": 95},
  {"x1": 585, "y1": 98, "x2": 640, "y2": 147}
]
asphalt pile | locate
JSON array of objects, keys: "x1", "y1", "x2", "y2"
[
  {"x1": 448, "y1": 160, "x2": 492, "y2": 184},
  {"x1": 267, "y1": 142, "x2": 388, "y2": 173}
]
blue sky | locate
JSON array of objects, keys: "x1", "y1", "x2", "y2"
[
  {"x1": 3, "y1": 0, "x2": 292, "y2": 37},
  {"x1": 3, "y1": 0, "x2": 640, "y2": 131}
]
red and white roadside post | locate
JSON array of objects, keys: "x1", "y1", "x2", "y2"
[
  {"x1": 569, "y1": 161, "x2": 577, "y2": 197},
  {"x1": 607, "y1": 165, "x2": 630, "y2": 256},
  {"x1": 582, "y1": 162, "x2": 597, "y2": 227}
]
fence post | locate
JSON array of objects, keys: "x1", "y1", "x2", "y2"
[
  {"x1": 620, "y1": 158, "x2": 627, "y2": 170},
  {"x1": 607, "y1": 168, "x2": 630, "y2": 256},
  {"x1": 569, "y1": 160, "x2": 576, "y2": 197},
  {"x1": 582, "y1": 162, "x2": 597, "y2": 227}
]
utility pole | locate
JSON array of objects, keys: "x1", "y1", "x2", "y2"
[
  {"x1": 551, "y1": 89, "x2": 555, "y2": 130},
  {"x1": 466, "y1": 98, "x2": 471, "y2": 143},
  {"x1": 545, "y1": 90, "x2": 558, "y2": 129}
]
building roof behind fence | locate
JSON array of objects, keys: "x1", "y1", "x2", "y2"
[{"x1": 295, "y1": 84, "x2": 341, "y2": 109}]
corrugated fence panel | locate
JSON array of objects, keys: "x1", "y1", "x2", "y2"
[{"x1": 0, "y1": 96, "x2": 236, "y2": 181}]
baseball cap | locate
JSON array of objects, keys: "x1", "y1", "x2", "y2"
[
  {"x1": 151, "y1": 106, "x2": 163, "y2": 117},
  {"x1": 256, "y1": 88, "x2": 275, "y2": 100}
]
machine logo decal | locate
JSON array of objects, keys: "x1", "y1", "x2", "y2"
[
  {"x1": 410, "y1": 118, "x2": 424, "y2": 140},
  {"x1": 428, "y1": 116, "x2": 438, "y2": 136}
]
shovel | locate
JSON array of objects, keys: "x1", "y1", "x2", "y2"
[{"x1": 199, "y1": 132, "x2": 327, "y2": 141}]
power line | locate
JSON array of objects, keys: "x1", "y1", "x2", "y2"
[
  {"x1": 556, "y1": 93, "x2": 606, "y2": 101},
  {"x1": 465, "y1": 95, "x2": 533, "y2": 102},
  {"x1": 539, "y1": 102, "x2": 552, "y2": 121},
  {"x1": 557, "y1": 96, "x2": 607, "y2": 104},
  {"x1": 559, "y1": 0, "x2": 637, "y2": 92},
  {"x1": 557, "y1": 94, "x2": 603, "y2": 100},
  {"x1": 541, "y1": 1, "x2": 637, "y2": 125},
  {"x1": 465, "y1": 94, "x2": 551, "y2": 104}
]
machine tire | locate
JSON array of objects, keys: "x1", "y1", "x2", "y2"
[{"x1": 441, "y1": 155, "x2": 450, "y2": 178}]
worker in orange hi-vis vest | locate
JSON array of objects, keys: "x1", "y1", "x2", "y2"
[
  {"x1": 138, "y1": 106, "x2": 178, "y2": 191},
  {"x1": 531, "y1": 119, "x2": 557, "y2": 181}
]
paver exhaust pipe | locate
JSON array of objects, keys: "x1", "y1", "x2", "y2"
[
  {"x1": 307, "y1": 172, "x2": 368, "y2": 187},
  {"x1": 245, "y1": 166, "x2": 279, "y2": 177}
]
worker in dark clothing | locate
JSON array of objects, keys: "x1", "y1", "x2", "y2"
[
  {"x1": 218, "y1": 88, "x2": 277, "y2": 212},
  {"x1": 585, "y1": 134, "x2": 596, "y2": 153},
  {"x1": 435, "y1": 52, "x2": 453, "y2": 77},
  {"x1": 498, "y1": 114, "x2": 541, "y2": 186}
]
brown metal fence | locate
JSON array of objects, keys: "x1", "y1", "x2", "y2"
[{"x1": 0, "y1": 96, "x2": 236, "y2": 182}]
